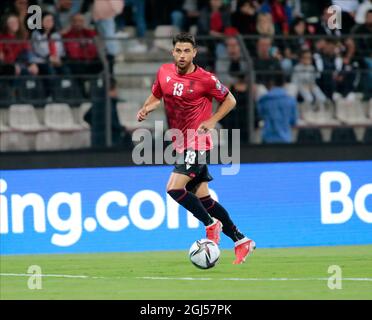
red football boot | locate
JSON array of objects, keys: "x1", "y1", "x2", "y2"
[
  {"x1": 205, "y1": 218, "x2": 223, "y2": 245},
  {"x1": 233, "y1": 238, "x2": 256, "y2": 264}
]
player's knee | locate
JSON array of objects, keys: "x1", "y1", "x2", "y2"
[{"x1": 167, "y1": 188, "x2": 186, "y2": 202}]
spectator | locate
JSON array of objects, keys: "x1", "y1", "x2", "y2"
[
  {"x1": 312, "y1": 6, "x2": 356, "y2": 79},
  {"x1": 0, "y1": 14, "x2": 39, "y2": 76},
  {"x1": 259, "y1": 0, "x2": 292, "y2": 34},
  {"x1": 197, "y1": 0, "x2": 233, "y2": 69},
  {"x1": 255, "y1": 12, "x2": 275, "y2": 37},
  {"x1": 148, "y1": 0, "x2": 188, "y2": 31},
  {"x1": 220, "y1": 73, "x2": 254, "y2": 143},
  {"x1": 283, "y1": 17, "x2": 311, "y2": 63},
  {"x1": 312, "y1": 38, "x2": 356, "y2": 100},
  {"x1": 332, "y1": 0, "x2": 359, "y2": 33},
  {"x1": 31, "y1": 12, "x2": 68, "y2": 96},
  {"x1": 11, "y1": 0, "x2": 30, "y2": 39},
  {"x1": 48, "y1": 0, "x2": 83, "y2": 33},
  {"x1": 63, "y1": 13, "x2": 101, "y2": 72},
  {"x1": 313, "y1": 38, "x2": 338, "y2": 100},
  {"x1": 252, "y1": 36, "x2": 282, "y2": 94},
  {"x1": 158, "y1": 0, "x2": 185, "y2": 31},
  {"x1": 313, "y1": 4, "x2": 342, "y2": 36},
  {"x1": 232, "y1": 0, "x2": 258, "y2": 35},
  {"x1": 240, "y1": 11, "x2": 274, "y2": 57},
  {"x1": 92, "y1": 0, "x2": 124, "y2": 72},
  {"x1": 291, "y1": 49, "x2": 327, "y2": 112},
  {"x1": 257, "y1": 72, "x2": 298, "y2": 144},
  {"x1": 184, "y1": 0, "x2": 204, "y2": 29},
  {"x1": 116, "y1": 0, "x2": 147, "y2": 53},
  {"x1": 63, "y1": 13, "x2": 102, "y2": 96},
  {"x1": 197, "y1": 0, "x2": 232, "y2": 37},
  {"x1": 84, "y1": 78, "x2": 132, "y2": 148},
  {"x1": 355, "y1": 0, "x2": 372, "y2": 24},
  {"x1": 352, "y1": 9, "x2": 372, "y2": 99},
  {"x1": 31, "y1": 12, "x2": 67, "y2": 75},
  {"x1": 216, "y1": 36, "x2": 248, "y2": 87}
]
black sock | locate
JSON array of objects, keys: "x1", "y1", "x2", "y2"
[
  {"x1": 200, "y1": 195, "x2": 245, "y2": 242},
  {"x1": 168, "y1": 189, "x2": 214, "y2": 226}
]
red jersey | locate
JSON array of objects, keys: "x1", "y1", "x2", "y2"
[
  {"x1": 0, "y1": 33, "x2": 30, "y2": 64},
  {"x1": 63, "y1": 28, "x2": 98, "y2": 61},
  {"x1": 152, "y1": 63, "x2": 229, "y2": 152}
]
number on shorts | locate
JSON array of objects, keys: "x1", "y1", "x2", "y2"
[{"x1": 185, "y1": 150, "x2": 196, "y2": 164}]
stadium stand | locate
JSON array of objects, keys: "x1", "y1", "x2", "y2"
[{"x1": 0, "y1": 0, "x2": 371, "y2": 151}]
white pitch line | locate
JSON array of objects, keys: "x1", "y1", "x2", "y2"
[
  {"x1": 137, "y1": 276, "x2": 372, "y2": 282},
  {"x1": 0, "y1": 273, "x2": 89, "y2": 279},
  {"x1": 1, "y1": 273, "x2": 372, "y2": 282}
]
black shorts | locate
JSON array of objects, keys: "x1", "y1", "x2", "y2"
[{"x1": 173, "y1": 149, "x2": 214, "y2": 192}]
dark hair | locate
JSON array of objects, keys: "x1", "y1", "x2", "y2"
[
  {"x1": 265, "y1": 69, "x2": 285, "y2": 88},
  {"x1": 172, "y1": 32, "x2": 196, "y2": 48},
  {"x1": 273, "y1": 72, "x2": 285, "y2": 87},
  {"x1": 40, "y1": 11, "x2": 57, "y2": 34},
  {"x1": 1, "y1": 13, "x2": 19, "y2": 34},
  {"x1": 290, "y1": 17, "x2": 305, "y2": 34}
]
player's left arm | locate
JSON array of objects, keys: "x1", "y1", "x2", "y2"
[{"x1": 197, "y1": 92, "x2": 236, "y2": 133}]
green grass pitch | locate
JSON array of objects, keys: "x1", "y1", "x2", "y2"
[{"x1": 1, "y1": 245, "x2": 372, "y2": 300}]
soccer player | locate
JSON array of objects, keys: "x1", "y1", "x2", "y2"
[{"x1": 137, "y1": 32, "x2": 255, "y2": 264}]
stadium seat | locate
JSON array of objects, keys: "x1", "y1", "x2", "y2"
[
  {"x1": 0, "y1": 125, "x2": 30, "y2": 151},
  {"x1": 330, "y1": 127, "x2": 357, "y2": 144},
  {"x1": 301, "y1": 105, "x2": 340, "y2": 125},
  {"x1": 335, "y1": 97, "x2": 371, "y2": 125},
  {"x1": 296, "y1": 128, "x2": 323, "y2": 144},
  {"x1": 44, "y1": 103, "x2": 90, "y2": 149},
  {"x1": 35, "y1": 131, "x2": 63, "y2": 151},
  {"x1": 8, "y1": 104, "x2": 46, "y2": 132},
  {"x1": 44, "y1": 103, "x2": 86, "y2": 131},
  {"x1": 116, "y1": 101, "x2": 142, "y2": 131},
  {"x1": 17, "y1": 79, "x2": 47, "y2": 107},
  {"x1": 363, "y1": 127, "x2": 372, "y2": 144},
  {"x1": 51, "y1": 78, "x2": 84, "y2": 106},
  {"x1": 71, "y1": 102, "x2": 92, "y2": 127}
]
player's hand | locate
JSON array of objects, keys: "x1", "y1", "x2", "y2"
[
  {"x1": 197, "y1": 119, "x2": 216, "y2": 134},
  {"x1": 137, "y1": 107, "x2": 148, "y2": 122}
]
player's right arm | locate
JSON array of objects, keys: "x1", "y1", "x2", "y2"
[
  {"x1": 137, "y1": 68, "x2": 163, "y2": 122},
  {"x1": 137, "y1": 94, "x2": 161, "y2": 122}
]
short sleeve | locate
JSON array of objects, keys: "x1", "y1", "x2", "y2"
[
  {"x1": 151, "y1": 69, "x2": 163, "y2": 99},
  {"x1": 206, "y1": 74, "x2": 229, "y2": 102}
]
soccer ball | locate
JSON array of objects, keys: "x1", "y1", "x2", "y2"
[{"x1": 189, "y1": 239, "x2": 220, "y2": 269}]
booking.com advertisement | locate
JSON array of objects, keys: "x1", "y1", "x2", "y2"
[{"x1": 0, "y1": 160, "x2": 371, "y2": 255}]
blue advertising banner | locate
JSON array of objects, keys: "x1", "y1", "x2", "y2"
[{"x1": 0, "y1": 161, "x2": 371, "y2": 255}]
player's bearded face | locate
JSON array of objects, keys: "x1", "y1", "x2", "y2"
[{"x1": 172, "y1": 42, "x2": 197, "y2": 71}]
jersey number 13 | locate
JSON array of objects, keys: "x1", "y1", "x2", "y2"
[{"x1": 173, "y1": 83, "x2": 184, "y2": 96}]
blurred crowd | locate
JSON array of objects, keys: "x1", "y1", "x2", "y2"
[
  {"x1": 0, "y1": 0, "x2": 371, "y2": 146},
  {"x1": 0, "y1": 1, "x2": 371, "y2": 80}
]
